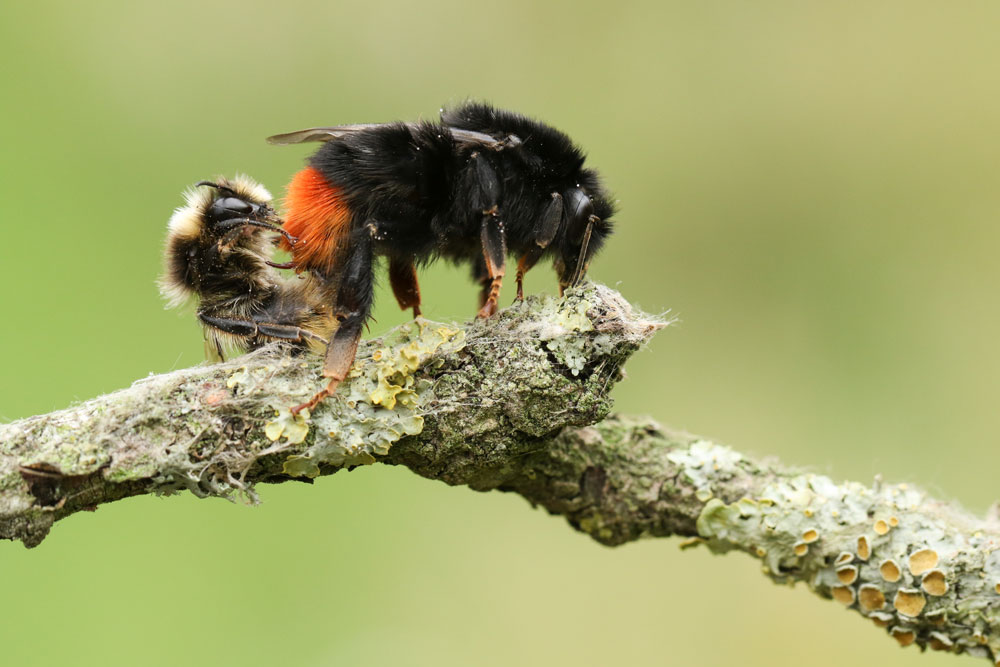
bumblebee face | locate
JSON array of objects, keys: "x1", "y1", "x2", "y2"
[
  {"x1": 196, "y1": 180, "x2": 281, "y2": 240},
  {"x1": 161, "y1": 175, "x2": 285, "y2": 307}
]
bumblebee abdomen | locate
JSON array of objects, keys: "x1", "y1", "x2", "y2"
[{"x1": 282, "y1": 167, "x2": 352, "y2": 273}]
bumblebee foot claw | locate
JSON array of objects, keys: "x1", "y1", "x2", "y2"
[
  {"x1": 290, "y1": 379, "x2": 340, "y2": 415},
  {"x1": 477, "y1": 300, "x2": 498, "y2": 318}
]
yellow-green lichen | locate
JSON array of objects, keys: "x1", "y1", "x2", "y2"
[
  {"x1": 264, "y1": 409, "x2": 310, "y2": 444},
  {"x1": 282, "y1": 321, "x2": 464, "y2": 474},
  {"x1": 282, "y1": 454, "x2": 321, "y2": 479}
]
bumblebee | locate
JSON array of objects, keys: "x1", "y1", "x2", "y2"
[
  {"x1": 269, "y1": 102, "x2": 616, "y2": 412},
  {"x1": 160, "y1": 175, "x2": 335, "y2": 359}
]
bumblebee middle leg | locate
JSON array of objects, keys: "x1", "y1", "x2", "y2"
[
  {"x1": 477, "y1": 208, "x2": 506, "y2": 318},
  {"x1": 515, "y1": 247, "x2": 543, "y2": 301},
  {"x1": 515, "y1": 192, "x2": 563, "y2": 301}
]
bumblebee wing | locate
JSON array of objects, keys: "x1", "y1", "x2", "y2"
[
  {"x1": 447, "y1": 127, "x2": 522, "y2": 148},
  {"x1": 266, "y1": 124, "x2": 384, "y2": 145},
  {"x1": 268, "y1": 123, "x2": 518, "y2": 149}
]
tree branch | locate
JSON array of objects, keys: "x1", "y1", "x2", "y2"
[
  {"x1": 4, "y1": 284, "x2": 999, "y2": 662},
  {"x1": 0, "y1": 284, "x2": 661, "y2": 547},
  {"x1": 506, "y1": 415, "x2": 1000, "y2": 662}
]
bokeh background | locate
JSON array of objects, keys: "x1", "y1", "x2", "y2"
[{"x1": 2, "y1": 1, "x2": 999, "y2": 665}]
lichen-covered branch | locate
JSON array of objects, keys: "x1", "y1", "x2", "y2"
[
  {"x1": 4, "y1": 284, "x2": 1000, "y2": 663},
  {"x1": 508, "y1": 417, "x2": 1000, "y2": 663},
  {"x1": 0, "y1": 284, "x2": 660, "y2": 547}
]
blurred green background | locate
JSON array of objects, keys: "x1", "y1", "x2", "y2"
[{"x1": 1, "y1": 1, "x2": 998, "y2": 665}]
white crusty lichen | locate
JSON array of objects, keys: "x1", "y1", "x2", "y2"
[
  {"x1": 538, "y1": 295, "x2": 599, "y2": 375},
  {"x1": 519, "y1": 285, "x2": 659, "y2": 377},
  {"x1": 672, "y1": 438, "x2": 1000, "y2": 662},
  {"x1": 667, "y1": 440, "x2": 744, "y2": 498}
]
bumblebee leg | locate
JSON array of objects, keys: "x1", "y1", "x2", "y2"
[
  {"x1": 462, "y1": 152, "x2": 505, "y2": 316},
  {"x1": 515, "y1": 247, "x2": 544, "y2": 301},
  {"x1": 514, "y1": 192, "x2": 563, "y2": 301},
  {"x1": 477, "y1": 208, "x2": 506, "y2": 318},
  {"x1": 198, "y1": 314, "x2": 325, "y2": 344},
  {"x1": 471, "y1": 256, "x2": 489, "y2": 309},
  {"x1": 537, "y1": 192, "x2": 563, "y2": 248},
  {"x1": 255, "y1": 322, "x2": 327, "y2": 344},
  {"x1": 569, "y1": 215, "x2": 597, "y2": 287},
  {"x1": 388, "y1": 256, "x2": 422, "y2": 318},
  {"x1": 557, "y1": 188, "x2": 600, "y2": 294},
  {"x1": 292, "y1": 232, "x2": 375, "y2": 414},
  {"x1": 204, "y1": 335, "x2": 226, "y2": 362}
]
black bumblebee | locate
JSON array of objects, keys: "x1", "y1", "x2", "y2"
[
  {"x1": 160, "y1": 176, "x2": 334, "y2": 359},
  {"x1": 270, "y1": 102, "x2": 616, "y2": 412}
]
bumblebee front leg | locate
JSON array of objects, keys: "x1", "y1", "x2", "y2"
[
  {"x1": 558, "y1": 189, "x2": 601, "y2": 294},
  {"x1": 292, "y1": 232, "x2": 375, "y2": 414},
  {"x1": 516, "y1": 192, "x2": 563, "y2": 301},
  {"x1": 388, "y1": 256, "x2": 422, "y2": 318}
]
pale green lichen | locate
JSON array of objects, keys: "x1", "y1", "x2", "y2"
[
  {"x1": 681, "y1": 441, "x2": 1000, "y2": 660},
  {"x1": 667, "y1": 440, "x2": 745, "y2": 494},
  {"x1": 536, "y1": 292, "x2": 595, "y2": 376}
]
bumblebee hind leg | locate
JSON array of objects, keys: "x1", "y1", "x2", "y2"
[
  {"x1": 462, "y1": 152, "x2": 507, "y2": 318},
  {"x1": 292, "y1": 231, "x2": 375, "y2": 414},
  {"x1": 477, "y1": 209, "x2": 506, "y2": 318}
]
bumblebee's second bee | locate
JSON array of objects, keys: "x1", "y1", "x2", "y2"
[{"x1": 160, "y1": 176, "x2": 335, "y2": 359}]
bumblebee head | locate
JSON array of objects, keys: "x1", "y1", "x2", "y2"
[
  {"x1": 199, "y1": 179, "x2": 274, "y2": 230},
  {"x1": 168, "y1": 175, "x2": 280, "y2": 243},
  {"x1": 161, "y1": 175, "x2": 289, "y2": 307}
]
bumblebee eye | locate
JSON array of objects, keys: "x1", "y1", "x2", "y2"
[{"x1": 207, "y1": 196, "x2": 257, "y2": 223}]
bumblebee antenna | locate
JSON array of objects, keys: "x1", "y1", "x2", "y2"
[
  {"x1": 196, "y1": 180, "x2": 241, "y2": 197},
  {"x1": 570, "y1": 216, "x2": 598, "y2": 287}
]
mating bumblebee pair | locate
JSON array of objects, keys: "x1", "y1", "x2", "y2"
[{"x1": 161, "y1": 102, "x2": 615, "y2": 413}]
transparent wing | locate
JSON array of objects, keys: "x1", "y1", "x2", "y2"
[{"x1": 267, "y1": 123, "x2": 519, "y2": 149}]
